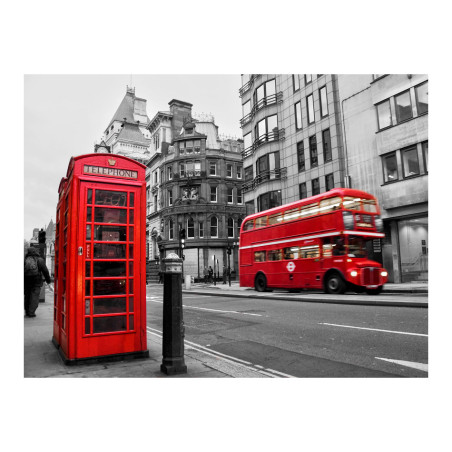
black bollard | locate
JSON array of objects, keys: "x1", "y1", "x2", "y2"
[{"x1": 160, "y1": 253, "x2": 187, "y2": 375}]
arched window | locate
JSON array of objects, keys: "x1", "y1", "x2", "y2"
[
  {"x1": 187, "y1": 217, "x2": 195, "y2": 238},
  {"x1": 210, "y1": 216, "x2": 218, "y2": 238},
  {"x1": 237, "y1": 218, "x2": 243, "y2": 238},
  {"x1": 169, "y1": 219, "x2": 174, "y2": 240},
  {"x1": 228, "y1": 218, "x2": 234, "y2": 238}
]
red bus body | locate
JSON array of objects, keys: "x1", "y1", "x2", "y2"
[
  {"x1": 239, "y1": 188, "x2": 388, "y2": 295},
  {"x1": 52, "y1": 154, "x2": 149, "y2": 362}
]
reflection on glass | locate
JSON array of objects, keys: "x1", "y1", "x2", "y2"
[
  {"x1": 93, "y1": 261, "x2": 127, "y2": 277},
  {"x1": 95, "y1": 190, "x2": 127, "y2": 206},
  {"x1": 86, "y1": 224, "x2": 91, "y2": 240},
  {"x1": 94, "y1": 225, "x2": 127, "y2": 241},
  {"x1": 93, "y1": 279, "x2": 126, "y2": 296},
  {"x1": 87, "y1": 189, "x2": 92, "y2": 204},
  {"x1": 85, "y1": 299, "x2": 90, "y2": 315},
  {"x1": 93, "y1": 243, "x2": 126, "y2": 258},
  {"x1": 95, "y1": 208, "x2": 127, "y2": 224},
  {"x1": 93, "y1": 297, "x2": 127, "y2": 314},
  {"x1": 93, "y1": 316, "x2": 127, "y2": 334},
  {"x1": 395, "y1": 91, "x2": 412, "y2": 122},
  {"x1": 402, "y1": 147, "x2": 420, "y2": 177},
  {"x1": 87, "y1": 206, "x2": 92, "y2": 222},
  {"x1": 85, "y1": 280, "x2": 90, "y2": 296},
  {"x1": 129, "y1": 192, "x2": 134, "y2": 207},
  {"x1": 377, "y1": 100, "x2": 392, "y2": 129},
  {"x1": 383, "y1": 154, "x2": 398, "y2": 182}
]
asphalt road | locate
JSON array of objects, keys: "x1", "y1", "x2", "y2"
[{"x1": 146, "y1": 286, "x2": 428, "y2": 378}]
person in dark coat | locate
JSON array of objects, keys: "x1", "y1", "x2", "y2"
[{"x1": 24, "y1": 247, "x2": 51, "y2": 317}]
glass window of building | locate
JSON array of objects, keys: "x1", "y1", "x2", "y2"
[
  {"x1": 299, "y1": 182, "x2": 307, "y2": 199},
  {"x1": 322, "y1": 128, "x2": 332, "y2": 162},
  {"x1": 267, "y1": 114, "x2": 278, "y2": 136},
  {"x1": 186, "y1": 140, "x2": 193, "y2": 154},
  {"x1": 154, "y1": 194, "x2": 158, "y2": 212},
  {"x1": 376, "y1": 100, "x2": 392, "y2": 130},
  {"x1": 309, "y1": 135, "x2": 318, "y2": 167},
  {"x1": 209, "y1": 161, "x2": 217, "y2": 176},
  {"x1": 256, "y1": 83, "x2": 265, "y2": 106},
  {"x1": 194, "y1": 161, "x2": 201, "y2": 176},
  {"x1": 395, "y1": 90, "x2": 413, "y2": 123},
  {"x1": 199, "y1": 221, "x2": 204, "y2": 238},
  {"x1": 312, "y1": 178, "x2": 320, "y2": 195},
  {"x1": 227, "y1": 187, "x2": 233, "y2": 204},
  {"x1": 307, "y1": 94, "x2": 315, "y2": 124},
  {"x1": 228, "y1": 218, "x2": 234, "y2": 238},
  {"x1": 325, "y1": 173, "x2": 334, "y2": 191},
  {"x1": 194, "y1": 140, "x2": 201, "y2": 153},
  {"x1": 180, "y1": 163, "x2": 185, "y2": 178},
  {"x1": 245, "y1": 165, "x2": 253, "y2": 181},
  {"x1": 187, "y1": 218, "x2": 195, "y2": 238},
  {"x1": 305, "y1": 74, "x2": 312, "y2": 85},
  {"x1": 295, "y1": 101, "x2": 302, "y2": 130},
  {"x1": 256, "y1": 114, "x2": 278, "y2": 143},
  {"x1": 297, "y1": 141, "x2": 305, "y2": 171},
  {"x1": 415, "y1": 81, "x2": 428, "y2": 115},
  {"x1": 168, "y1": 189, "x2": 173, "y2": 206},
  {"x1": 422, "y1": 141, "x2": 428, "y2": 172},
  {"x1": 210, "y1": 186, "x2": 217, "y2": 202},
  {"x1": 237, "y1": 166, "x2": 242, "y2": 179},
  {"x1": 169, "y1": 219, "x2": 174, "y2": 240},
  {"x1": 244, "y1": 132, "x2": 252, "y2": 153},
  {"x1": 402, "y1": 146, "x2": 420, "y2": 178},
  {"x1": 179, "y1": 141, "x2": 185, "y2": 154},
  {"x1": 167, "y1": 165, "x2": 173, "y2": 180},
  {"x1": 210, "y1": 216, "x2": 218, "y2": 237},
  {"x1": 382, "y1": 153, "x2": 399, "y2": 183},
  {"x1": 237, "y1": 189, "x2": 243, "y2": 204},
  {"x1": 319, "y1": 86, "x2": 328, "y2": 118},
  {"x1": 227, "y1": 164, "x2": 233, "y2": 178},
  {"x1": 258, "y1": 190, "x2": 282, "y2": 211},
  {"x1": 237, "y1": 218, "x2": 243, "y2": 237},
  {"x1": 242, "y1": 100, "x2": 251, "y2": 119},
  {"x1": 293, "y1": 74, "x2": 300, "y2": 92}
]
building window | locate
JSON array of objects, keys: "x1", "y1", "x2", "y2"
[
  {"x1": 180, "y1": 163, "x2": 185, "y2": 178},
  {"x1": 299, "y1": 182, "x2": 307, "y2": 199},
  {"x1": 179, "y1": 141, "x2": 185, "y2": 154},
  {"x1": 293, "y1": 74, "x2": 300, "y2": 92},
  {"x1": 237, "y1": 218, "x2": 243, "y2": 238},
  {"x1": 187, "y1": 218, "x2": 195, "y2": 238},
  {"x1": 422, "y1": 141, "x2": 428, "y2": 172},
  {"x1": 395, "y1": 90, "x2": 413, "y2": 123},
  {"x1": 199, "y1": 221, "x2": 204, "y2": 238},
  {"x1": 415, "y1": 81, "x2": 428, "y2": 116},
  {"x1": 255, "y1": 114, "x2": 278, "y2": 145},
  {"x1": 309, "y1": 135, "x2": 318, "y2": 168},
  {"x1": 245, "y1": 165, "x2": 253, "y2": 181},
  {"x1": 376, "y1": 99, "x2": 392, "y2": 130},
  {"x1": 312, "y1": 178, "x2": 320, "y2": 195},
  {"x1": 322, "y1": 128, "x2": 332, "y2": 162},
  {"x1": 382, "y1": 153, "x2": 399, "y2": 183},
  {"x1": 244, "y1": 132, "x2": 252, "y2": 154},
  {"x1": 297, "y1": 141, "x2": 305, "y2": 171},
  {"x1": 154, "y1": 195, "x2": 158, "y2": 212},
  {"x1": 237, "y1": 188, "x2": 243, "y2": 204},
  {"x1": 194, "y1": 161, "x2": 201, "y2": 176},
  {"x1": 228, "y1": 218, "x2": 234, "y2": 238},
  {"x1": 307, "y1": 94, "x2": 315, "y2": 124},
  {"x1": 254, "y1": 79, "x2": 277, "y2": 109},
  {"x1": 167, "y1": 166, "x2": 173, "y2": 180},
  {"x1": 237, "y1": 166, "x2": 242, "y2": 179},
  {"x1": 169, "y1": 219, "x2": 174, "y2": 240},
  {"x1": 319, "y1": 86, "x2": 328, "y2": 118},
  {"x1": 256, "y1": 151, "x2": 280, "y2": 182},
  {"x1": 153, "y1": 171, "x2": 158, "y2": 185},
  {"x1": 295, "y1": 101, "x2": 302, "y2": 130},
  {"x1": 227, "y1": 164, "x2": 233, "y2": 178},
  {"x1": 305, "y1": 74, "x2": 312, "y2": 85},
  {"x1": 209, "y1": 161, "x2": 217, "y2": 176},
  {"x1": 186, "y1": 140, "x2": 193, "y2": 154},
  {"x1": 194, "y1": 140, "x2": 201, "y2": 153},
  {"x1": 168, "y1": 189, "x2": 173, "y2": 206},
  {"x1": 242, "y1": 100, "x2": 251, "y2": 120},
  {"x1": 258, "y1": 190, "x2": 281, "y2": 212},
  {"x1": 210, "y1": 186, "x2": 217, "y2": 203},
  {"x1": 401, "y1": 146, "x2": 420, "y2": 178},
  {"x1": 227, "y1": 187, "x2": 233, "y2": 204},
  {"x1": 325, "y1": 173, "x2": 334, "y2": 191},
  {"x1": 210, "y1": 216, "x2": 218, "y2": 238}
]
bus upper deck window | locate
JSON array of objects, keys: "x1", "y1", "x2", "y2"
[
  {"x1": 362, "y1": 199, "x2": 377, "y2": 213},
  {"x1": 284, "y1": 208, "x2": 300, "y2": 222},
  {"x1": 268, "y1": 213, "x2": 283, "y2": 225},
  {"x1": 243, "y1": 220, "x2": 254, "y2": 231},
  {"x1": 319, "y1": 197, "x2": 342, "y2": 213},
  {"x1": 343, "y1": 197, "x2": 361, "y2": 210},
  {"x1": 255, "y1": 216, "x2": 268, "y2": 228}
]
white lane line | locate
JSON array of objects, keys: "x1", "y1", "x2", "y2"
[
  {"x1": 319, "y1": 322, "x2": 428, "y2": 337},
  {"x1": 375, "y1": 358, "x2": 428, "y2": 372},
  {"x1": 147, "y1": 298, "x2": 262, "y2": 317}
]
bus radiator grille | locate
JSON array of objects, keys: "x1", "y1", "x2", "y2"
[{"x1": 361, "y1": 267, "x2": 380, "y2": 286}]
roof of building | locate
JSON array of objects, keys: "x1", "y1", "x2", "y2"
[
  {"x1": 108, "y1": 88, "x2": 150, "y2": 129},
  {"x1": 116, "y1": 123, "x2": 151, "y2": 145}
]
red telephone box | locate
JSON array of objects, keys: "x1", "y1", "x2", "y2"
[{"x1": 52, "y1": 154, "x2": 149, "y2": 363}]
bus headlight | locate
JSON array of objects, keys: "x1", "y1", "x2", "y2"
[
  {"x1": 350, "y1": 271, "x2": 358, "y2": 277},
  {"x1": 381, "y1": 271, "x2": 388, "y2": 277}
]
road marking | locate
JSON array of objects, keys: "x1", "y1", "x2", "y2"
[
  {"x1": 319, "y1": 323, "x2": 428, "y2": 337},
  {"x1": 375, "y1": 358, "x2": 428, "y2": 372}
]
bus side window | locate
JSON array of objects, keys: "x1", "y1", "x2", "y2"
[
  {"x1": 300, "y1": 245, "x2": 319, "y2": 258},
  {"x1": 254, "y1": 251, "x2": 266, "y2": 262},
  {"x1": 268, "y1": 249, "x2": 282, "y2": 261},
  {"x1": 333, "y1": 237, "x2": 346, "y2": 255},
  {"x1": 284, "y1": 247, "x2": 298, "y2": 259},
  {"x1": 243, "y1": 220, "x2": 254, "y2": 231},
  {"x1": 255, "y1": 216, "x2": 268, "y2": 228},
  {"x1": 322, "y1": 238, "x2": 333, "y2": 257}
]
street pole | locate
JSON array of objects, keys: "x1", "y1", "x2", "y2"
[{"x1": 213, "y1": 254, "x2": 216, "y2": 286}]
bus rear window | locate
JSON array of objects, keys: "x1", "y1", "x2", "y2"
[
  {"x1": 255, "y1": 216, "x2": 268, "y2": 228},
  {"x1": 243, "y1": 220, "x2": 254, "y2": 231},
  {"x1": 343, "y1": 197, "x2": 361, "y2": 210},
  {"x1": 254, "y1": 251, "x2": 266, "y2": 262},
  {"x1": 319, "y1": 197, "x2": 342, "y2": 213},
  {"x1": 362, "y1": 199, "x2": 377, "y2": 213}
]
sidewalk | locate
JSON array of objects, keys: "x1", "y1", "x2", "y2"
[{"x1": 23, "y1": 287, "x2": 269, "y2": 378}]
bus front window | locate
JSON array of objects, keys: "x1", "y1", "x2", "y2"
[{"x1": 347, "y1": 236, "x2": 368, "y2": 258}]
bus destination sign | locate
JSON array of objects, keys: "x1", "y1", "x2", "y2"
[{"x1": 83, "y1": 165, "x2": 138, "y2": 179}]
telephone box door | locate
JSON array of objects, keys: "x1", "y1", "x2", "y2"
[{"x1": 78, "y1": 181, "x2": 145, "y2": 358}]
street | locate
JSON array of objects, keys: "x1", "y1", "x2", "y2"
[{"x1": 146, "y1": 285, "x2": 428, "y2": 378}]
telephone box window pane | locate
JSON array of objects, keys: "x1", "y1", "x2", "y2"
[
  {"x1": 93, "y1": 243, "x2": 127, "y2": 259},
  {"x1": 93, "y1": 316, "x2": 127, "y2": 334},
  {"x1": 129, "y1": 262, "x2": 134, "y2": 276},
  {"x1": 85, "y1": 318, "x2": 90, "y2": 335},
  {"x1": 85, "y1": 261, "x2": 91, "y2": 277},
  {"x1": 87, "y1": 206, "x2": 92, "y2": 222},
  {"x1": 129, "y1": 297, "x2": 134, "y2": 312},
  {"x1": 86, "y1": 224, "x2": 91, "y2": 240},
  {"x1": 93, "y1": 261, "x2": 127, "y2": 277},
  {"x1": 95, "y1": 190, "x2": 127, "y2": 206},
  {"x1": 87, "y1": 189, "x2": 92, "y2": 204},
  {"x1": 129, "y1": 245, "x2": 134, "y2": 259},
  {"x1": 129, "y1": 227, "x2": 134, "y2": 241},
  {"x1": 85, "y1": 280, "x2": 90, "y2": 296},
  {"x1": 85, "y1": 299, "x2": 90, "y2": 315},
  {"x1": 129, "y1": 209, "x2": 134, "y2": 224},
  {"x1": 129, "y1": 315, "x2": 134, "y2": 330},
  {"x1": 95, "y1": 208, "x2": 127, "y2": 224},
  {"x1": 129, "y1": 279, "x2": 134, "y2": 294},
  {"x1": 129, "y1": 193, "x2": 135, "y2": 207},
  {"x1": 93, "y1": 279, "x2": 126, "y2": 296},
  {"x1": 94, "y1": 225, "x2": 127, "y2": 241},
  {"x1": 93, "y1": 297, "x2": 127, "y2": 314}
]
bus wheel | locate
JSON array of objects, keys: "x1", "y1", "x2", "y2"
[
  {"x1": 366, "y1": 286, "x2": 383, "y2": 295},
  {"x1": 255, "y1": 273, "x2": 267, "y2": 292},
  {"x1": 325, "y1": 272, "x2": 346, "y2": 294}
]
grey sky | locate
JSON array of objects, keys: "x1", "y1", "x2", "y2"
[{"x1": 24, "y1": 74, "x2": 242, "y2": 239}]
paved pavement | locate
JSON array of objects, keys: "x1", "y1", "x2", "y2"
[{"x1": 24, "y1": 282, "x2": 427, "y2": 378}]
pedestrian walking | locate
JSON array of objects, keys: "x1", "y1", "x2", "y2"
[
  {"x1": 24, "y1": 247, "x2": 51, "y2": 318},
  {"x1": 158, "y1": 270, "x2": 163, "y2": 284},
  {"x1": 208, "y1": 266, "x2": 213, "y2": 283}
]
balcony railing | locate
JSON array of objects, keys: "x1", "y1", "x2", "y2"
[
  {"x1": 240, "y1": 92, "x2": 283, "y2": 127},
  {"x1": 242, "y1": 167, "x2": 287, "y2": 192},
  {"x1": 239, "y1": 74, "x2": 261, "y2": 97},
  {"x1": 242, "y1": 128, "x2": 285, "y2": 159}
]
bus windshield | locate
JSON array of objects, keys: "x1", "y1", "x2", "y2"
[{"x1": 347, "y1": 236, "x2": 368, "y2": 258}]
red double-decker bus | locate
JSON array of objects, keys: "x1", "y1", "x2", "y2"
[{"x1": 239, "y1": 188, "x2": 388, "y2": 295}]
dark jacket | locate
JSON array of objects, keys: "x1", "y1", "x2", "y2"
[{"x1": 24, "y1": 247, "x2": 51, "y2": 287}]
